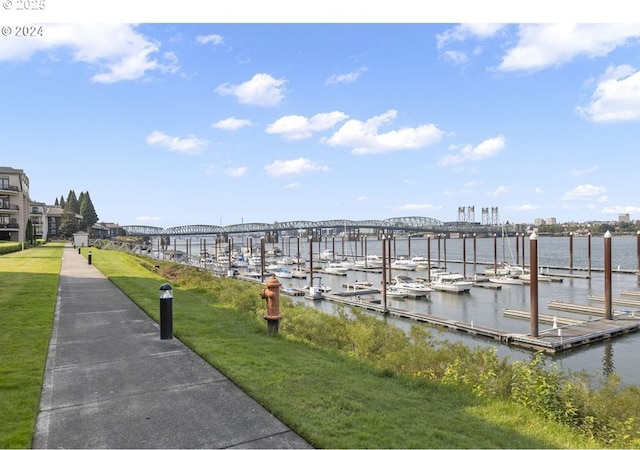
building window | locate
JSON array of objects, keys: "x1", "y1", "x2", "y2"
[{"x1": 0, "y1": 177, "x2": 8, "y2": 189}]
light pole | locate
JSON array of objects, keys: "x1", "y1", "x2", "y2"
[{"x1": 159, "y1": 283, "x2": 173, "y2": 339}]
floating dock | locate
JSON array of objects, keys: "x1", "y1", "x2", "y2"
[{"x1": 299, "y1": 289, "x2": 640, "y2": 353}]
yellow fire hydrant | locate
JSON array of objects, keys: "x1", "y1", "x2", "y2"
[{"x1": 260, "y1": 275, "x2": 283, "y2": 335}]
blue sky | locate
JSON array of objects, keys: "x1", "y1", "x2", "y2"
[{"x1": 2, "y1": 6, "x2": 639, "y2": 228}]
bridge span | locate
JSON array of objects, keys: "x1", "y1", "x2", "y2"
[{"x1": 121, "y1": 216, "x2": 506, "y2": 238}]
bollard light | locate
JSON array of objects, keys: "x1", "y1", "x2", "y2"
[
  {"x1": 88, "y1": 250, "x2": 92, "y2": 265},
  {"x1": 159, "y1": 283, "x2": 173, "y2": 339}
]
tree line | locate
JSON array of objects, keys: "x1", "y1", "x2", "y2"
[{"x1": 55, "y1": 190, "x2": 99, "y2": 238}]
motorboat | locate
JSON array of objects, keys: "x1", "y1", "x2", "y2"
[
  {"x1": 392, "y1": 275, "x2": 433, "y2": 297},
  {"x1": 489, "y1": 275, "x2": 524, "y2": 286},
  {"x1": 324, "y1": 262, "x2": 350, "y2": 275},
  {"x1": 319, "y1": 248, "x2": 335, "y2": 262},
  {"x1": 410, "y1": 256, "x2": 430, "y2": 269},
  {"x1": 391, "y1": 258, "x2": 418, "y2": 271},
  {"x1": 273, "y1": 267, "x2": 293, "y2": 279},
  {"x1": 248, "y1": 255, "x2": 262, "y2": 267},
  {"x1": 430, "y1": 272, "x2": 473, "y2": 293},
  {"x1": 385, "y1": 286, "x2": 406, "y2": 299},
  {"x1": 354, "y1": 255, "x2": 384, "y2": 269},
  {"x1": 291, "y1": 268, "x2": 307, "y2": 278}
]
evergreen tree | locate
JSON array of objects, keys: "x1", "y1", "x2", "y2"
[
  {"x1": 59, "y1": 191, "x2": 80, "y2": 238},
  {"x1": 66, "y1": 190, "x2": 79, "y2": 214},
  {"x1": 59, "y1": 195, "x2": 65, "y2": 209},
  {"x1": 26, "y1": 218, "x2": 34, "y2": 244},
  {"x1": 79, "y1": 191, "x2": 99, "y2": 231}
]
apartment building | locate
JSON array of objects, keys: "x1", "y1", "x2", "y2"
[{"x1": 0, "y1": 166, "x2": 30, "y2": 242}]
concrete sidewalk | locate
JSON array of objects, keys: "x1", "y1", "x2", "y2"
[{"x1": 33, "y1": 246, "x2": 312, "y2": 449}]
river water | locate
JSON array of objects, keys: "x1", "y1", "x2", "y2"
[{"x1": 163, "y1": 234, "x2": 640, "y2": 386}]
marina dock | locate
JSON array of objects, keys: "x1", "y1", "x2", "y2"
[{"x1": 294, "y1": 288, "x2": 640, "y2": 353}]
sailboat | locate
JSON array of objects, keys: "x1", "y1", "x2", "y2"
[{"x1": 489, "y1": 223, "x2": 525, "y2": 286}]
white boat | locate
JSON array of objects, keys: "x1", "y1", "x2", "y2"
[
  {"x1": 324, "y1": 262, "x2": 350, "y2": 275},
  {"x1": 431, "y1": 272, "x2": 473, "y2": 293},
  {"x1": 391, "y1": 258, "x2": 418, "y2": 271},
  {"x1": 410, "y1": 256, "x2": 431, "y2": 269},
  {"x1": 489, "y1": 275, "x2": 524, "y2": 285},
  {"x1": 248, "y1": 255, "x2": 262, "y2": 267},
  {"x1": 273, "y1": 267, "x2": 293, "y2": 279},
  {"x1": 385, "y1": 286, "x2": 406, "y2": 299},
  {"x1": 517, "y1": 273, "x2": 553, "y2": 282},
  {"x1": 354, "y1": 254, "x2": 384, "y2": 269},
  {"x1": 291, "y1": 268, "x2": 307, "y2": 278},
  {"x1": 319, "y1": 248, "x2": 335, "y2": 262},
  {"x1": 393, "y1": 275, "x2": 433, "y2": 296},
  {"x1": 232, "y1": 256, "x2": 249, "y2": 268},
  {"x1": 278, "y1": 256, "x2": 297, "y2": 265}
]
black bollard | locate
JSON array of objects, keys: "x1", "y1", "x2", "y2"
[
  {"x1": 159, "y1": 283, "x2": 173, "y2": 339},
  {"x1": 88, "y1": 251, "x2": 92, "y2": 265}
]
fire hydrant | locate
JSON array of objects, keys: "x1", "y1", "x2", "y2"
[{"x1": 260, "y1": 275, "x2": 282, "y2": 335}]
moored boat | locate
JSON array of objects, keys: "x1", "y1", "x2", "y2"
[{"x1": 431, "y1": 272, "x2": 473, "y2": 293}]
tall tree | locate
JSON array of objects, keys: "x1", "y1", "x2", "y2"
[
  {"x1": 59, "y1": 191, "x2": 80, "y2": 238},
  {"x1": 66, "y1": 190, "x2": 79, "y2": 214},
  {"x1": 79, "y1": 191, "x2": 99, "y2": 231}
]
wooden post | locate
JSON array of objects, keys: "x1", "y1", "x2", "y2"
[
  {"x1": 604, "y1": 231, "x2": 612, "y2": 320},
  {"x1": 382, "y1": 236, "x2": 387, "y2": 313},
  {"x1": 462, "y1": 234, "x2": 467, "y2": 279},
  {"x1": 588, "y1": 233, "x2": 592, "y2": 278},
  {"x1": 569, "y1": 232, "x2": 574, "y2": 271},
  {"x1": 530, "y1": 231, "x2": 539, "y2": 337},
  {"x1": 636, "y1": 231, "x2": 640, "y2": 283},
  {"x1": 493, "y1": 234, "x2": 498, "y2": 276},
  {"x1": 427, "y1": 236, "x2": 431, "y2": 281}
]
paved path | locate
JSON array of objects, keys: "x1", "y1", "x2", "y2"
[{"x1": 33, "y1": 246, "x2": 312, "y2": 449}]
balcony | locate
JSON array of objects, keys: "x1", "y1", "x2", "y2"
[
  {"x1": 0, "y1": 222, "x2": 19, "y2": 230},
  {"x1": 0, "y1": 204, "x2": 19, "y2": 211},
  {"x1": 0, "y1": 184, "x2": 20, "y2": 193}
]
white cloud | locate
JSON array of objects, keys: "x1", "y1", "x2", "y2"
[
  {"x1": 266, "y1": 111, "x2": 349, "y2": 140},
  {"x1": 489, "y1": 185, "x2": 510, "y2": 196},
  {"x1": 264, "y1": 158, "x2": 329, "y2": 177},
  {"x1": 601, "y1": 205, "x2": 640, "y2": 215},
  {"x1": 133, "y1": 215, "x2": 162, "y2": 223},
  {"x1": 498, "y1": 24, "x2": 640, "y2": 73},
  {"x1": 325, "y1": 110, "x2": 444, "y2": 155},
  {"x1": 0, "y1": 24, "x2": 179, "y2": 83},
  {"x1": 562, "y1": 184, "x2": 608, "y2": 201},
  {"x1": 326, "y1": 66, "x2": 368, "y2": 85},
  {"x1": 146, "y1": 130, "x2": 208, "y2": 155},
  {"x1": 436, "y1": 24, "x2": 505, "y2": 49},
  {"x1": 569, "y1": 165, "x2": 599, "y2": 177},
  {"x1": 436, "y1": 24, "x2": 505, "y2": 66},
  {"x1": 397, "y1": 203, "x2": 442, "y2": 212},
  {"x1": 357, "y1": 195, "x2": 369, "y2": 201},
  {"x1": 212, "y1": 117, "x2": 253, "y2": 131},
  {"x1": 439, "y1": 135, "x2": 506, "y2": 166},
  {"x1": 215, "y1": 73, "x2": 287, "y2": 107},
  {"x1": 196, "y1": 34, "x2": 223, "y2": 45},
  {"x1": 224, "y1": 167, "x2": 247, "y2": 177},
  {"x1": 285, "y1": 183, "x2": 301, "y2": 189},
  {"x1": 576, "y1": 65, "x2": 640, "y2": 122}
]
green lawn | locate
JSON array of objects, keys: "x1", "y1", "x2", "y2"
[{"x1": 0, "y1": 243, "x2": 63, "y2": 448}]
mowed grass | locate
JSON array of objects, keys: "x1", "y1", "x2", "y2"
[
  {"x1": 0, "y1": 243, "x2": 63, "y2": 448},
  {"x1": 88, "y1": 248, "x2": 600, "y2": 449}
]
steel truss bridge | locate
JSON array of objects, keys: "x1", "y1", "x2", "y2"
[{"x1": 121, "y1": 216, "x2": 506, "y2": 238}]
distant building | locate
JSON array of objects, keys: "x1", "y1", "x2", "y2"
[
  {"x1": 534, "y1": 218, "x2": 545, "y2": 226},
  {"x1": 619, "y1": 213, "x2": 631, "y2": 223},
  {"x1": 29, "y1": 201, "x2": 48, "y2": 240},
  {"x1": 0, "y1": 166, "x2": 30, "y2": 241},
  {"x1": 546, "y1": 217, "x2": 557, "y2": 225}
]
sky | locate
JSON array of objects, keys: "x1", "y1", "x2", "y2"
[{"x1": 2, "y1": 2, "x2": 640, "y2": 229}]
